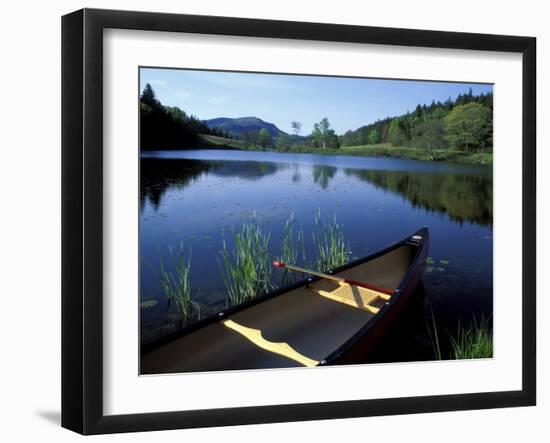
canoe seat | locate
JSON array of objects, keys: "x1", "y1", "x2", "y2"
[
  {"x1": 222, "y1": 319, "x2": 319, "y2": 367},
  {"x1": 306, "y1": 281, "x2": 390, "y2": 314}
]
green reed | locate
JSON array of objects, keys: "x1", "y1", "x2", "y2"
[
  {"x1": 276, "y1": 212, "x2": 306, "y2": 285},
  {"x1": 313, "y1": 209, "x2": 352, "y2": 272},
  {"x1": 449, "y1": 316, "x2": 493, "y2": 359},
  {"x1": 427, "y1": 309, "x2": 493, "y2": 360},
  {"x1": 159, "y1": 243, "x2": 200, "y2": 327},
  {"x1": 427, "y1": 307, "x2": 443, "y2": 360},
  {"x1": 220, "y1": 216, "x2": 273, "y2": 307}
]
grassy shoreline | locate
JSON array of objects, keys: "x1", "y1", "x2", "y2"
[
  {"x1": 198, "y1": 135, "x2": 492, "y2": 165},
  {"x1": 278, "y1": 144, "x2": 492, "y2": 165}
]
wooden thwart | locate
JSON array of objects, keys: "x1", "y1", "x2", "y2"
[
  {"x1": 222, "y1": 319, "x2": 319, "y2": 367},
  {"x1": 307, "y1": 281, "x2": 391, "y2": 314}
]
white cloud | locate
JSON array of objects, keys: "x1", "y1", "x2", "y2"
[
  {"x1": 149, "y1": 79, "x2": 168, "y2": 89},
  {"x1": 176, "y1": 90, "x2": 192, "y2": 100},
  {"x1": 208, "y1": 96, "x2": 224, "y2": 104}
]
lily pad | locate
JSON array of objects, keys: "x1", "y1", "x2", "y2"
[
  {"x1": 140, "y1": 299, "x2": 158, "y2": 309},
  {"x1": 426, "y1": 257, "x2": 435, "y2": 264},
  {"x1": 425, "y1": 266, "x2": 434, "y2": 273},
  {"x1": 436, "y1": 267, "x2": 445, "y2": 272},
  {"x1": 440, "y1": 259, "x2": 450, "y2": 265}
]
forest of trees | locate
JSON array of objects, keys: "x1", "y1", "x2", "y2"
[
  {"x1": 140, "y1": 82, "x2": 493, "y2": 157},
  {"x1": 339, "y1": 89, "x2": 493, "y2": 155},
  {"x1": 140, "y1": 83, "x2": 234, "y2": 150}
]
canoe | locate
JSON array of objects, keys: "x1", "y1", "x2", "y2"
[{"x1": 141, "y1": 227, "x2": 429, "y2": 374}]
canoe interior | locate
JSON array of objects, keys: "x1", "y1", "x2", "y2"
[{"x1": 141, "y1": 243, "x2": 417, "y2": 374}]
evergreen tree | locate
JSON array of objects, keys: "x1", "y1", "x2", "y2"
[{"x1": 140, "y1": 83, "x2": 159, "y2": 108}]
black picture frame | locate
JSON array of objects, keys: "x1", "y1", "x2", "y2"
[{"x1": 62, "y1": 8, "x2": 536, "y2": 435}]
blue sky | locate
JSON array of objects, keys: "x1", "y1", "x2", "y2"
[{"x1": 140, "y1": 68, "x2": 492, "y2": 134}]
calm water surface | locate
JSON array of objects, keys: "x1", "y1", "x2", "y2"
[{"x1": 140, "y1": 149, "x2": 493, "y2": 362}]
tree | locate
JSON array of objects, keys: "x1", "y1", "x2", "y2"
[
  {"x1": 388, "y1": 118, "x2": 407, "y2": 146},
  {"x1": 444, "y1": 103, "x2": 492, "y2": 152},
  {"x1": 291, "y1": 121, "x2": 302, "y2": 136},
  {"x1": 312, "y1": 117, "x2": 332, "y2": 149},
  {"x1": 257, "y1": 128, "x2": 272, "y2": 148},
  {"x1": 140, "y1": 83, "x2": 159, "y2": 108},
  {"x1": 367, "y1": 128, "x2": 380, "y2": 145},
  {"x1": 415, "y1": 120, "x2": 446, "y2": 160},
  {"x1": 276, "y1": 133, "x2": 293, "y2": 150}
]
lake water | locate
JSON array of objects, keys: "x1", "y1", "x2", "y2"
[{"x1": 140, "y1": 149, "x2": 493, "y2": 362}]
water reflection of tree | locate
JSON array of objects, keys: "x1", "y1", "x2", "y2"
[
  {"x1": 209, "y1": 161, "x2": 280, "y2": 180},
  {"x1": 312, "y1": 165, "x2": 337, "y2": 189},
  {"x1": 291, "y1": 165, "x2": 301, "y2": 183},
  {"x1": 140, "y1": 158, "x2": 213, "y2": 210},
  {"x1": 140, "y1": 158, "x2": 283, "y2": 210},
  {"x1": 345, "y1": 169, "x2": 492, "y2": 226}
]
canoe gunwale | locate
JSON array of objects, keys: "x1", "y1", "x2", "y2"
[
  {"x1": 140, "y1": 227, "x2": 429, "y2": 362},
  {"x1": 322, "y1": 227, "x2": 429, "y2": 365}
]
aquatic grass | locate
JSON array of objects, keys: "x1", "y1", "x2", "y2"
[
  {"x1": 159, "y1": 243, "x2": 200, "y2": 327},
  {"x1": 449, "y1": 316, "x2": 493, "y2": 359},
  {"x1": 313, "y1": 209, "x2": 352, "y2": 272},
  {"x1": 276, "y1": 213, "x2": 307, "y2": 285},
  {"x1": 426, "y1": 307, "x2": 443, "y2": 360},
  {"x1": 427, "y1": 309, "x2": 493, "y2": 360},
  {"x1": 220, "y1": 216, "x2": 273, "y2": 307},
  {"x1": 278, "y1": 213, "x2": 300, "y2": 265}
]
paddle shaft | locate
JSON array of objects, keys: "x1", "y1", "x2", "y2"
[{"x1": 273, "y1": 261, "x2": 394, "y2": 295}]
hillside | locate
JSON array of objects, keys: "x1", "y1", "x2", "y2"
[
  {"x1": 198, "y1": 134, "x2": 263, "y2": 150},
  {"x1": 204, "y1": 116, "x2": 286, "y2": 139}
]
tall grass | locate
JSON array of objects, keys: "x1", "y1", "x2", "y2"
[
  {"x1": 313, "y1": 209, "x2": 352, "y2": 272},
  {"x1": 154, "y1": 210, "x2": 358, "y2": 313},
  {"x1": 427, "y1": 307, "x2": 443, "y2": 360},
  {"x1": 449, "y1": 316, "x2": 493, "y2": 359},
  {"x1": 427, "y1": 310, "x2": 493, "y2": 360},
  {"x1": 220, "y1": 216, "x2": 273, "y2": 307},
  {"x1": 159, "y1": 243, "x2": 200, "y2": 327},
  {"x1": 276, "y1": 212, "x2": 306, "y2": 285}
]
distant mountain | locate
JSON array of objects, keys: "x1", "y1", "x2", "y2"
[{"x1": 204, "y1": 116, "x2": 286, "y2": 139}]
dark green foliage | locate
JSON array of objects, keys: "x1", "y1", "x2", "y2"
[
  {"x1": 411, "y1": 120, "x2": 446, "y2": 160},
  {"x1": 276, "y1": 133, "x2": 294, "y2": 150},
  {"x1": 388, "y1": 118, "x2": 407, "y2": 146},
  {"x1": 140, "y1": 83, "x2": 158, "y2": 108},
  {"x1": 257, "y1": 128, "x2": 272, "y2": 148},
  {"x1": 444, "y1": 103, "x2": 493, "y2": 152},
  {"x1": 367, "y1": 128, "x2": 380, "y2": 145},
  {"x1": 140, "y1": 83, "x2": 226, "y2": 150},
  {"x1": 340, "y1": 91, "x2": 493, "y2": 154}
]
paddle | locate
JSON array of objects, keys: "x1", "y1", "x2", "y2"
[{"x1": 272, "y1": 260, "x2": 394, "y2": 295}]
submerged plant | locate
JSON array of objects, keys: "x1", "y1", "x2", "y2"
[
  {"x1": 313, "y1": 209, "x2": 352, "y2": 272},
  {"x1": 159, "y1": 243, "x2": 200, "y2": 327},
  {"x1": 220, "y1": 216, "x2": 273, "y2": 306}
]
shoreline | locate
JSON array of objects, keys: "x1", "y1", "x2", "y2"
[
  {"x1": 143, "y1": 132, "x2": 492, "y2": 165},
  {"x1": 201, "y1": 135, "x2": 492, "y2": 165}
]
